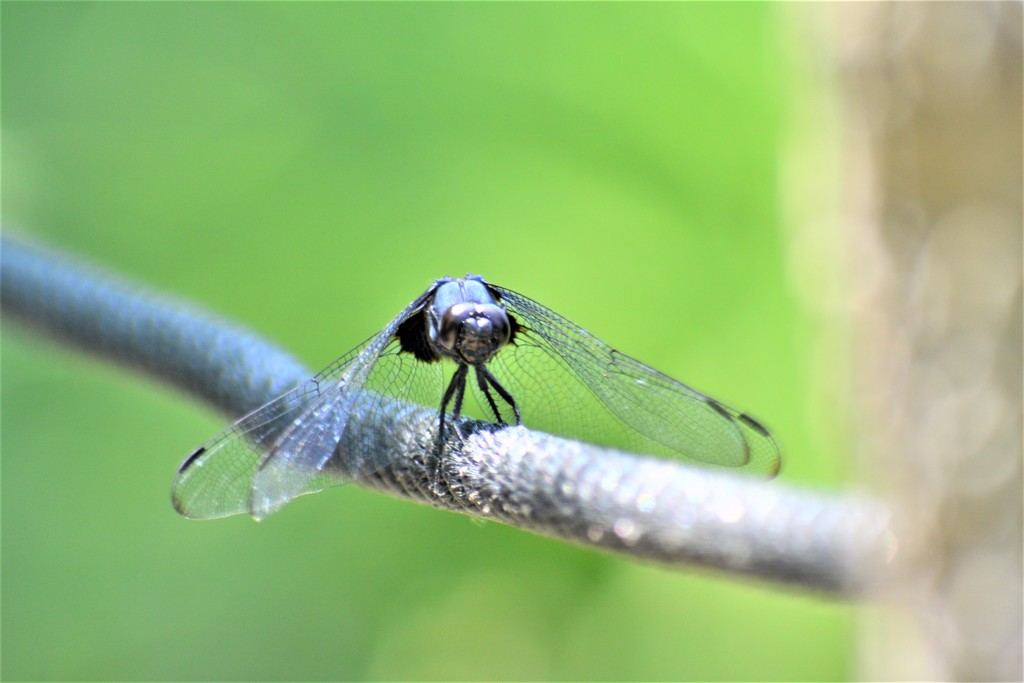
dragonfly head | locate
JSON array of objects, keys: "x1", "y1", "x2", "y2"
[{"x1": 434, "y1": 301, "x2": 511, "y2": 365}]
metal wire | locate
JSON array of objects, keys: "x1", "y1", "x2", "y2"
[{"x1": 1, "y1": 232, "x2": 898, "y2": 595}]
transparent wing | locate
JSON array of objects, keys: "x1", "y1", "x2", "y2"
[
  {"x1": 247, "y1": 334, "x2": 450, "y2": 519},
  {"x1": 173, "y1": 286, "x2": 442, "y2": 520},
  {"x1": 485, "y1": 284, "x2": 781, "y2": 476},
  {"x1": 172, "y1": 341, "x2": 372, "y2": 519}
]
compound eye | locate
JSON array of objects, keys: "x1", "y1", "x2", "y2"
[
  {"x1": 483, "y1": 307, "x2": 511, "y2": 347},
  {"x1": 437, "y1": 303, "x2": 473, "y2": 351}
]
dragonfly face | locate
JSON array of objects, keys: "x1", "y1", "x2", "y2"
[
  {"x1": 426, "y1": 278, "x2": 512, "y2": 366},
  {"x1": 173, "y1": 274, "x2": 781, "y2": 520}
]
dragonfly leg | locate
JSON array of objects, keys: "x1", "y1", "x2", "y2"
[
  {"x1": 475, "y1": 365, "x2": 506, "y2": 424},
  {"x1": 480, "y1": 366, "x2": 521, "y2": 425},
  {"x1": 433, "y1": 363, "x2": 468, "y2": 494},
  {"x1": 450, "y1": 366, "x2": 468, "y2": 430},
  {"x1": 438, "y1": 364, "x2": 469, "y2": 437}
]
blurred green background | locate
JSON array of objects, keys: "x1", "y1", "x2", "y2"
[{"x1": 2, "y1": 3, "x2": 851, "y2": 680}]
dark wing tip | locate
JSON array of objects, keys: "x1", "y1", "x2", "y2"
[
  {"x1": 761, "y1": 446, "x2": 782, "y2": 478},
  {"x1": 178, "y1": 446, "x2": 206, "y2": 473},
  {"x1": 171, "y1": 491, "x2": 188, "y2": 516},
  {"x1": 737, "y1": 413, "x2": 771, "y2": 437},
  {"x1": 706, "y1": 399, "x2": 732, "y2": 419},
  {"x1": 736, "y1": 413, "x2": 782, "y2": 478},
  {"x1": 173, "y1": 447, "x2": 204, "y2": 517},
  {"x1": 717, "y1": 410, "x2": 781, "y2": 477}
]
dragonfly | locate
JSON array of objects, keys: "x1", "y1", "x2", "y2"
[{"x1": 173, "y1": 275, "x2": 780, "y2": 520}]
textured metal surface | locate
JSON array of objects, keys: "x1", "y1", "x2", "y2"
[
  {"x1": 1, "y1": 234, "x2": 310, "y2": 416},
  {"x1": 1, "y1": 232, "x2": 897, "y2": 595}
]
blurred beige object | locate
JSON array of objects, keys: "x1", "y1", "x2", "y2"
[{"x1": 789, "y1": 2, "x2": 1022, "y2": 680}]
